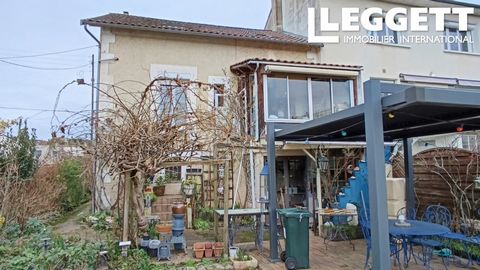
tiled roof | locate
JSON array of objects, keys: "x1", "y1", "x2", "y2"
[
  {"x1": 81, "y1": 13, "x2": 315, "y2": 47},
  {"x1": 230, "y1": 58, "x2": 363, "y2": 71}
]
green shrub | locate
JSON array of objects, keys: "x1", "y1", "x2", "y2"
[
  {"x1": 193, "y1": 218, "x2": 212, "y2": 231},
  {"x1": 58, "y1": 159, "x2": 87, "y2": 211}
]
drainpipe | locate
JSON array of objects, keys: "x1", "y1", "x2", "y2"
[
  {"x1": 84, "y1": 24, "x2": 101, "y2": 213},
  {"x1": 250, "y1": 63, "x2": 260, "y2": 208}
]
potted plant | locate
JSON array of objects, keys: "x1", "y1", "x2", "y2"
[
  {"x1": 153, "y1": 175, "x2": 169, "y2": 196},
  {"x1": 182, "y1": 177, "x2": 196, "y2": 196},
  {"x1": 231, "y1": 248, "x2": 258, "y2": 270}
]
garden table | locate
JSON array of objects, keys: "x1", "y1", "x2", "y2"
[
  {"x1": 214, "y1": 208, "x2": 268, "y2": 251},
  {"x1": 388, "y1": 219, "x2": 450, "y2": 269},
  {"x1": 318, "y1": 209, "x2": 357, "y2": 250}
]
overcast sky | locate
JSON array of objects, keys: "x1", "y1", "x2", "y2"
[
  {"x1": 0, "y1": 0, "x2": 271, "y2": 139},
  {"x1": 0, "y1": 0, "x2": 479, "y2": 139}
]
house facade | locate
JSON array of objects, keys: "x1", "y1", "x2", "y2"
[
  {"x1": 82, "y1": 13, "x2": 361, "y2": 211},
  {"x1": 82, "y1": 0, "x2": 480, "y2": 215}
]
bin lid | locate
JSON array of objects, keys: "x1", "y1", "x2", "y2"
[{"x1": 277, "y1": 208, "x2": 311, "y2": 218}]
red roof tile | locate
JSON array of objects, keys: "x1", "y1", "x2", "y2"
[{"x1": 81, "y1": 13, "x2": 315, "y2": 47}]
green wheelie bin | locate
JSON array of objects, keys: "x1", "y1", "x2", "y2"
[{"x1": 278, "y1": 208, "x2": 311, "y2": 269}]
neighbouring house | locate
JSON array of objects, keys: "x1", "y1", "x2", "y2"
[
  {"x1": 81, "y1": 0, "x2": 480, "y2": 220},
  {"x1": 36, "y1": 140, "x2": 85, "y2": 164},
  {"x1": 266, "y1": 0, "x2": 480, "y2": 155}
]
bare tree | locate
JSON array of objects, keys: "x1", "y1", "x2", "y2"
[{"x1": 55, "y1": 74, "x2": 250, "y2": 241}]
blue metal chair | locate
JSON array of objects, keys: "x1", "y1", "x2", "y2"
[
  {"x1": 421, "y1": 205, "x2": 475, "y2": 268},
  {"x1": 358, "y1": 211, "x2": 401, "y2": 269}
]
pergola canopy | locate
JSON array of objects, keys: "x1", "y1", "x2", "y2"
[
  {"x1": 266, "y1": 81, "x2": 480, "y2": 269},
  {"x1": 275, "y1": 85, "x2": 480, "y2": 141}
]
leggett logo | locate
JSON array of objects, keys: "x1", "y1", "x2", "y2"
[{"x1": 308, "y1": 7, "x2": 475, "y2": 44}]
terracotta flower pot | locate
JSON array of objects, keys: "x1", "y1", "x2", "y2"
[
  {"x1": 205, "y1": 242, "x2": 212, "y2": 249},
  {"x1": 213, "y1": 242, "x2": 224, "y2": 257},
  {"x1": 213, "y1": 247, "x2": 223, "y2": 257},
  {"x1": 193, "y1": 242, "x2": 205, "y2": 259},
  {"x1": 153, "y1": 185, "x2": 165, "y2": 196},
  {"x1": 155, "y1": 224, "x2": 172, "y2": 234},
  {"x1": 204, "y1": 247, "x2": 213, "y2": 258},
  {"x1": 172, "y1": 201, "x2": 186, "y2": 214}
]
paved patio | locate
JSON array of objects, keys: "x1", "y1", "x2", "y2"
[{"x1": 251, "y1": 232, "x2": 480, "y2": 270}]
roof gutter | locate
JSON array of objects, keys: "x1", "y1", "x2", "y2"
[{"x1": 284, "y1": 141, "x2": 397, "y2": 147}]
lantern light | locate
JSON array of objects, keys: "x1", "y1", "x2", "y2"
[{"x1": 317, "y1": 155, "x2": 329, "y2": 172}]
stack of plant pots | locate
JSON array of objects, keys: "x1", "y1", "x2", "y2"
[{"x1": 171, "y1": 201, "x2": 186, "y2": 251}]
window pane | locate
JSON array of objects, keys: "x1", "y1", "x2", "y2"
[
  {"x1": 447, "y1": 28, "x2": 459, "y2": 51},
  {"x1": 214, "y1": 84, "x2": 225, "y2": 107},
  {"x1": 332, "y1": 80, "x2": 352, "y2": 113},
  {"x1": 288, "y1": 77, "x2": 309, "y2": 119},
  {"x1": 267, "y1": 77, "x2": 288, "y2": 119},
  {"x1": 312, "y1": 79, "x2": 331, "y2": 118},
  {"x1": 174, "y1": 87, "x2": 188, "y2": 112},
  {"x1": 460, "y1": 31, "x2": 469, "y2": 52}
]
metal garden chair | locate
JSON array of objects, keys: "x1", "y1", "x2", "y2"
[
  {"x1": 421, "y1": 205, "x2": 475, "y2": 268},
  {"x1": 358, "y1": 211, "x2": 402, "y2": 269}
]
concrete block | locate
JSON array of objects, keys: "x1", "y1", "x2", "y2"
[
  {"x1": 387, "y1": 178, "x2": 405, "y2": 201},
  {"x1": 388, "y1": 199, "x2": 406, "y2": 218}
]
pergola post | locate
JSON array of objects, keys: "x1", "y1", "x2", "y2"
[
  {"x1": 267, "y1": 123, "x2": 279, "y2": 262},
  {"x1": 363, "y1": 80, "x2": 391, "y2": 270},
  {"x1": 403, "y1": 138, "x2": 415, "y2": 214}
]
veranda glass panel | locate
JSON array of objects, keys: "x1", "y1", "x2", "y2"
[
  {"x1": 289, "y1": 77, "x2": 309, "y2": 120},
  {"x1": 311, "y1": 79, "x2": 332, "y2": 118},
  {"x1": 332, "y1": 80, "x2": 352, "y2": 113},
  {"x1": 267, "y1": 77, "x2": 288, "y2": 119}
]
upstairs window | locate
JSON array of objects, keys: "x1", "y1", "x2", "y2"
[
  {"x1": 368, "y1": 16, "x2": 400, "y2": 44},
  {"x1": 266, "y1": 76, "x2": 354, "y2": 122},
  {"x1": 156, "y1": 78, "x2": 189, "y2": 114},
  {"x1": 444, "y1": 26, "x2": 473, "y2": 53}
]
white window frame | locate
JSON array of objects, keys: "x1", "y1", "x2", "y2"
[
  {"x1": 444, "y1": 22, "x2": 474, "y2": 53},
  {"x1": 208, "y1": 76, "x2": 228, "y2": 108},
  {"x1": 264, "y1": 75, "x2": 355, "y2": 123}
]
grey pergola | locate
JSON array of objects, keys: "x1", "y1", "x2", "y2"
[{"x1": 266, "y1": 80, "x2": 480, "y2": 268}]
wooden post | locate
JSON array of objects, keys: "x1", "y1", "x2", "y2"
[
  {"x1": 316, "y1": 168, "x2": 323, "y2": 234},
  {"x1": 122, "y1": 173, "x2": 131, "y2": 241},
  {"x1": 223, "y1": 161, "x2": 229, "y2": 255},
  {"x1": 302, "y1": 149, "x2": 323, "y2": 234}
]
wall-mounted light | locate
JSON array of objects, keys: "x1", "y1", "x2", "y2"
[{"x1": 317, "y1": 155, "x2": 329, "y2": 173}]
